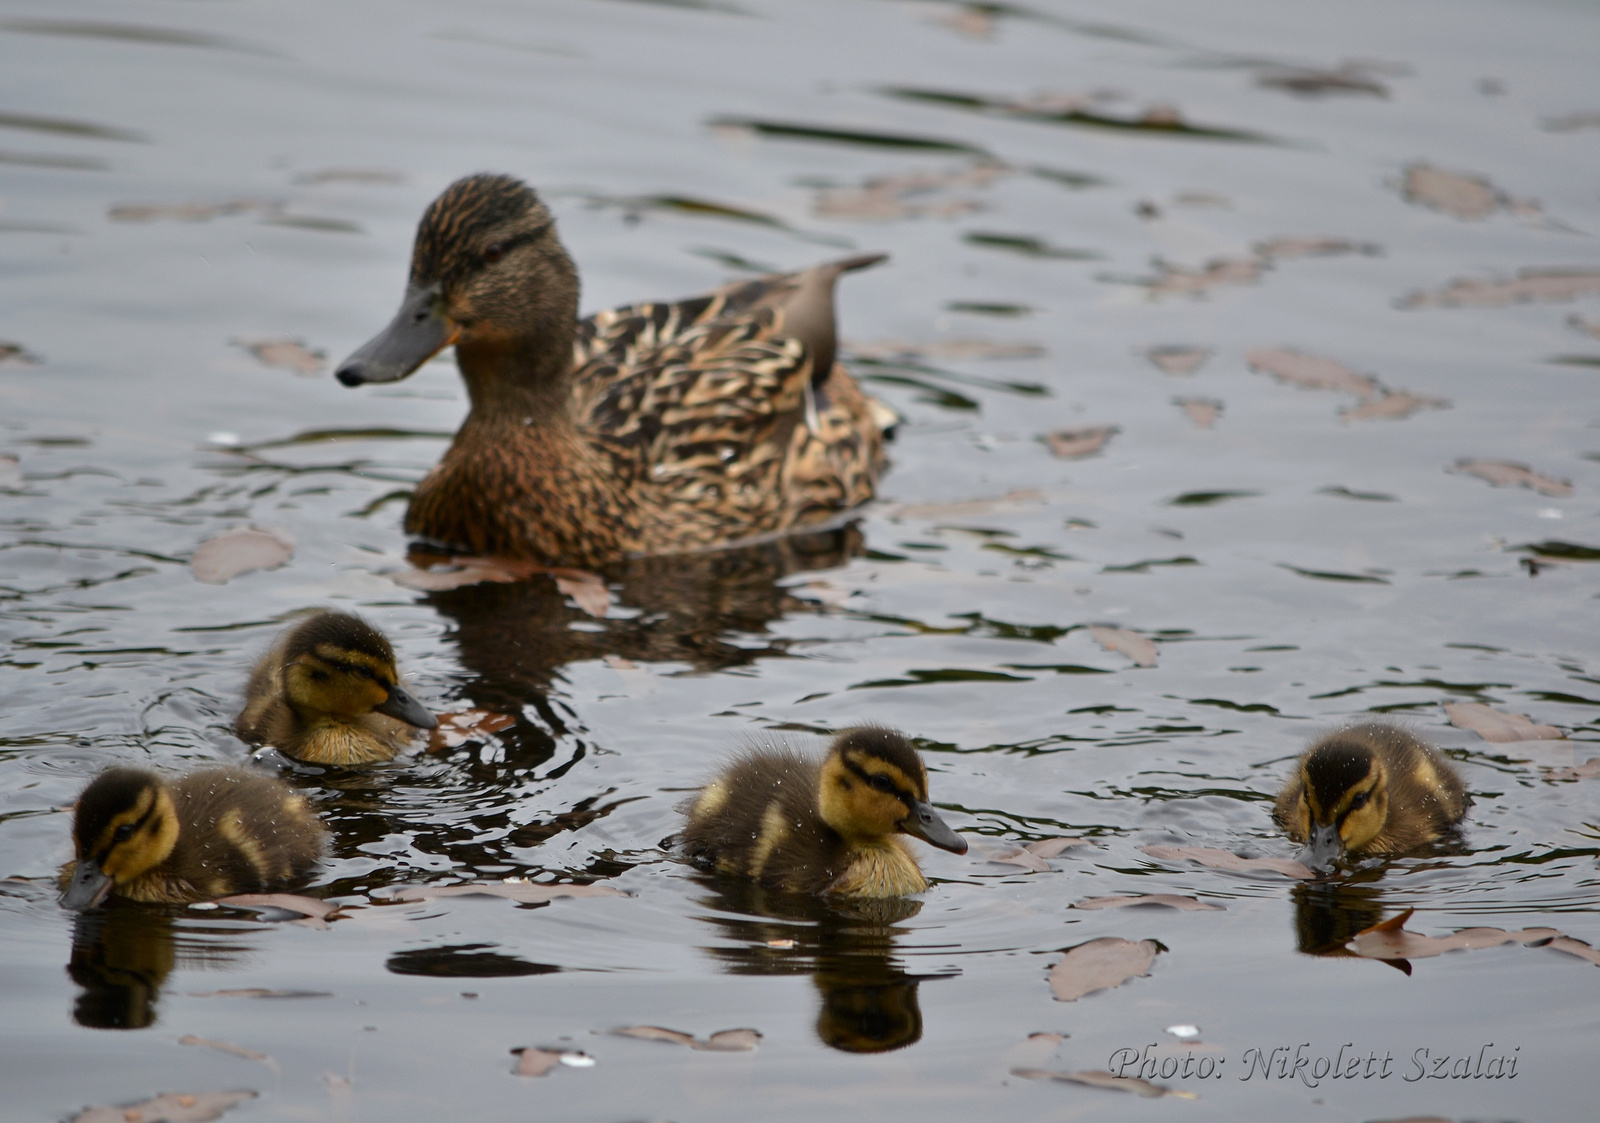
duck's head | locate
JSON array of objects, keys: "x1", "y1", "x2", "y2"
[
  {"x1": 62, "y1": 768, "x2": 180, "y2": 910},
  {"x1": 336, "y1": 173, "x2": 579, "y2": 393},
  {"x1": 817, "y1": 728, "x2": 967, "y2": 854},
  {"x1": 279, "y1": 611, "x2": 437, "y2": 731},
  {"x1": 1290, "y1": 736, "x2": 1389, "y2": 868}
]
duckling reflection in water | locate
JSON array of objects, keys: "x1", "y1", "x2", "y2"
[
  {"x1": 235, "y1": 610, "x2": 437, "y2": 766},
  {"x1": 680, "y1": 727, "x2": 967, "y2": 898},
  {"x1": 60, "y1": 766, "x2": 328, "y2": 908},
  {"x1": 691, "y1": 874, "x2": 931, "y2": 1053},
  {"x1": 1275, "y1": 722, "x2": 1468, "y2": 869}
]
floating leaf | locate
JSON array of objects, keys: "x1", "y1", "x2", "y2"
[
  {"x1": 389, "y1": 554, "x2": 543, "y2": 591},
  {"x1": 1174, "y1": 397, "x2": 1222, "y2": 429},
  {"x1": 1443, "y1": 701, "x2": 1563, "y2": 743},
  {"x1": 1049, "y1": 937, "x2": 1159, "y2": 1001},
  {"x1": 1401, "y1": 164, "x2": 1510, "y2": 220},
  {"x1": 1075, "y1": 894, "x2": 1222, "y2": 911},
  {"x1": 1400, "y1": 268, "x2": 1600, "y2": 309},
  {"x1": 1012, "y1": 1068, "x2": 1195, "y2": 1099},
  {"x1": 1451, "y1": 459, "x2": 1571, "y2": 497},
  {"x1": 191, "y1": 526, "x2": 294, "y2": 584},
  {"x1": 1089, "y1": 626, "x2": 1157, "y2": 667},
  {"x1": 1140, "y1": 844, "x2": 1313, "y2": 879},
  {"x1": 216, "y1": 893, "x2": 342, "y2": 927},
  {"x1": 1342, "y1": 391, "x2": 1450, "y2": 421},
  {"x1": 1246, "y1": 349, "x2": 1378, "y2": 397},
  {"x1": 178, "y1": 1036, "x2": 271, "y2": 1063},
  {"x1": 385, "y1": 882, "x2": 624, "y2": 905},
  {"x1": 989, "y1": 837, "x2": 1087, "y2": 870},
  {"x1": 1042, "y1": 426, "x2": 1118, "y2": 460},
  {"x1": 1545, "y1": 757, "x2": 1600, "y2": 781},
  {"x1": 1348, "y1": 908, "x2": 1566, "y2": 962},
  {"x1": 231, "y1": 338, "x2": 325, "y2": 376},
  {"x1": 1253, "y1": 235, "x2": 1381, "y2": 259},
  {"x1": 0, "y1": 340, "x2": 44, "y2": 365},
  {"x1": 429, "y1": 708, "x2": 517, "y2": 752},
  {"x1": 813, "y1": 164, "x2": 1005, "y2": 221},
  {"x1": 553, "y1": 570, "x2": 611, "y2": 617},
  {"x1": 511, "y1": 1047, "x2": 593, "y2": 1076},
  {"x1": 1136, "y1": 257, "x2": 1265, "y2": 298},
  {"x1": 1144, "y1": 346, "x2": 1210, "y2": 375},
  {"x1": 1547, "y1": 936, "x2": 1600, "y2": 965},
  {"x1": 69, "y1": 1091, "x2": 258, "y2": 1123},
  {"x1": 612, "y1": 1025, "x2": 761, "y2": 1051}
]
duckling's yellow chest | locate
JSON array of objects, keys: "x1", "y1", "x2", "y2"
[
  {"x1": 294, "y1": 719, "x2": 402, "y2": 766},
  {"x1": 827, "y1": 839, "x2": 927, "y2": 898}
]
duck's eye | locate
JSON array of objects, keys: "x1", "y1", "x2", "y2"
[
  {"x1": 309, "y1": 670, "x2": 329, "y2": 682},
  {"x1": 483, "y1": 243, "x2": 505, "y2": 265},
  {"x1": 113, "y1": 824, "x2": 135, "y2": 844},
  {"x1": 1349, "y1": 791, "x2": 1369, "y2": 812},
  {"x1": 870, "y1": 775, "x2": 894, "y2": 794}
]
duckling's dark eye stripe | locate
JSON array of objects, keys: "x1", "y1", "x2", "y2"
[
  {"x1": 841, "y1": 757, "x2": 915, "y2": 803},
  {"x1": 316, "y1": 657, "x2": 389, "y2": 685}
]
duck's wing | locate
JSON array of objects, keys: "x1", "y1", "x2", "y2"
[
  {"x1": 573, "y1": 253, "x2": 886, "y2": 394},
  {"x1": 577, "y1": 309, "x2": 811, "y2": 526}
]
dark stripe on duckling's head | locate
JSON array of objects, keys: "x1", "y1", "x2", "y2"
[
  {"x1": 283, "y1": 611, "x2": 396, "y2": 670},
  {"x1": 73, "y1": 767, "x2": 162, "y2": 860},
  {"x1": 831, "y1": 726, "x2": 928, "y2": 802},
  {"x1": 1302, "y1": 737, "x2": 1377, "y2": 823},
  {"x1": 412, "y1": 173, "x2": 548, "y2": 287}
]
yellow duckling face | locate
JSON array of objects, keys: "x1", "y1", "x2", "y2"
[
  {"x1": 817, "y1": 728, "x2": 967, "y2": 854},
  {"x1": 1292, "y1": 740, "x2": 1389, "y2": 866},
  {"x1": 281, "y1": 613, "x2": 436, "y2": 731},
  {"x1": 62, "y1": 768, "x2": 180, "y2": 910},
  {"x1": 336, "y1": 174, "x2": 578, "y2": 390}
]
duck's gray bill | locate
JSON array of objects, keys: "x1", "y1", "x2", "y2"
[
  {"x1": 336, "y1": 283, "x2": 451, "y2": 386},
  {"x1": 61, "y1": 861, "x2": 113, "y2": 910},
  {"x1": 377, "y1": 683, "x2": 438, "y2": 730}
]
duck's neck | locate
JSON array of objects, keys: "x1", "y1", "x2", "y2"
[{"x1": 455, "y1": 330, "x2": 576, "y2": 426}]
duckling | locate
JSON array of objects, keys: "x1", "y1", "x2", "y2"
[
  {"x1": 335, "y1": 173, "x2": 890, "y2": 567},
  {"x1": 1275, "y1": 722, "x2": 1468, "y2": 867},
  {"x1": 235, "y1": 611, "x2": 437, "y2": 766},
  {"x1": 680, "y1": 727, "x2": 967, "y2": 898},
  {"x1": 60, "y1": 766, "x2": 327, "y2": 908}
]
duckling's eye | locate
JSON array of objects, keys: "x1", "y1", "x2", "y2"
[
  {"x1": 309, "y1": 670, "x2": 329, "y2": 682},
  {"x1": 870, "y1": 775, "x2": 894, "y2": 794},
  {"x1": 1349, "y1": 792, "x2": 1369, "y2": 812},
  {"x1": 483, "y1": 243, "x2": 505, "y2": 266},
  {"x1": 113, "y1": 824, "x2": 135, "y2": 843}
]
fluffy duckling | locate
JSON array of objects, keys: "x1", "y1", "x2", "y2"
[
  {"x1": 681, "y1": 727, "x2": 967, "y2": 898},
  {"x1": 1275, "y1": 722, "x2": 1468, "y2": 867},
  {"x1": 235, "y1": 611, "x2": 437, "y2": 766},
  {"x1": 335, "y1": 173, "x2": 890, "y2": 567},
  {"x1": 60, "y1": 766, "x2": 327, "y2": 908}
]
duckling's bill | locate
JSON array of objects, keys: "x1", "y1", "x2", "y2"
[
  {"x1": 61, "y1": 860, "x2": 113, "y2": 910},
  {"x1": 336, "y1": 283, "x2": 458, "y2": 386},
  {"x1": 901, "y1": 799, "x2": 967, "y2": 854},
  {"x1": 376, "y1": 681, "x2": 438, "y2": 730}
]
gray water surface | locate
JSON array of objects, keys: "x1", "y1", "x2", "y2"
[{"x1": 2, "y1": 0, "x2": 1598, "y2": 1119}]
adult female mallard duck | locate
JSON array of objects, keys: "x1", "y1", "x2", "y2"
[
  {"x1": 235, "y1": 611, "x2": 437, "y2": 766},
  {"x1": 680, "y1": 727, "x2": 967, "y2": 898},
  {"x1": 60, "y1": 766, "x2": 327, "y2": 908},
  {"x1": 334, "y1": 173, "x2": 890, "y2": 567},
  {"x1": 1275, "y1": 722, "x2": 1468, "y2": 868}
]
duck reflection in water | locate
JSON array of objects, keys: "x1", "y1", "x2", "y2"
[
  {"x1": 418, "y1": 524, "x2": 863, "y2": 769},
  {"x1": 67, "y1": 905, "x2": 248, "y2": 1030},
  {"x1": 691, "y1": 877, "x2": 952, "y2": 1053}
]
